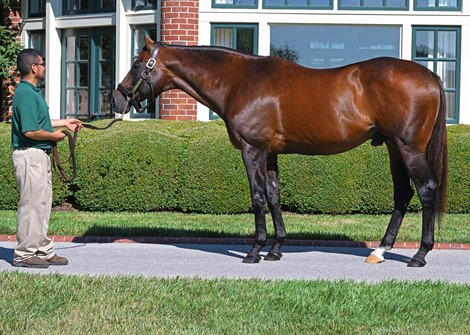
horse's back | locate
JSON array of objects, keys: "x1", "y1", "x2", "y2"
[{"x1": 233, "y1": 57, "x2": 439, "y2": 154}]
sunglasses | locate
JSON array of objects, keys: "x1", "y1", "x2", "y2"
[{"x1": 34, "y1": 62, "x2": 46, "y2": 67}]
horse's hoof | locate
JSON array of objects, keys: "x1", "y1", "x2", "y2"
[
  {"x1": 264, "y1": 250, "x2": 282, "y2": 261},
  {"x1": 365, "y1": 254, "x2": 384, "y2": 264},
  {"x1": 407, "y1": 258, "x2": 426, "y2": 267},
  {"x1": 242, "y1": 254, "x2": 261, "y2": 264}
]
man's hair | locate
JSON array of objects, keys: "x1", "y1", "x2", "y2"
[{"x1": 17, "y1": 49, "x2": 43, "y2": 77}]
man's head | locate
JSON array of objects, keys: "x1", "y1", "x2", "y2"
[{"x1": 17, "y1": 48, "x2": 46, "y2": 79}]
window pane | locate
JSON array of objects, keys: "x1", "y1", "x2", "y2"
[
  {"x1": 288, "y1": 0, "x2": 308, "y2": 5},
  {"x1": 340, "y1": 0, "x2": 360, "y2": 6},
  {"x1": 81, "y1": 0, "x2": 90, "y2": 10},
  {"x1": 79, "y1": 36, "x2": 89, "y2": 60},
  {"x1": 437, "y1": 31, "x2": 456, "y2": 58},
  {"x1": 387, "y1": 0, "x2": 406, "y2": 6},
  {"x1": 270, "y1": 25, "x2": 400, "y2": 68},
  {"x1": 102, "y1": 0, "x2": 115, "y2": 9},
  {"x1": 265, "y1": 0, "x2": 284, "y2": 5},
  {"x1": 314, "y1": 0, "x2": 331, "y2": 5},
  {"x1": 101, "y1": 62, "x2": 112, "y2": 87},
  {"x1": 340, "y1": 0, "x2": 406, "y2": 7},
  {"x1": 66, "y1": 64, "x2": 76, "y2": 87},
  {"x1": 416, "y1": 0, "x2": 459, "y2": 8},
  {"x1": 236, "y1": 28, "x2": 254, "y2": 54},
  {"x1": 437, "y1": 61, "x2": 456, "y2": 89},
  {"x1": 78, "y1": 90, "x2": 89, "y2": 115},
  {"x1": 99, "y1": 89, "x2": 112, "y2": 115},
  {"x1": 214, "y1": 0, "x2": 256, "y2": 5},
  {"x1": 363, "y1": 0, "x2": 382, "y2": 6},
  {"x1": 101, "y1": 35, "x2": 113, "y2": 60},
  {"x1": 79, "y1": 63, "x2": 89, "y2": 87},
  {"x1": 415, "y1": 31, "x2": 434, "y2": 58},
  {"x1": 66, "y1": 36, "x2": 77, "y2": 60},
  {"x1": 66, "y1": 90, "x2": 77, "y2": 115},
  {"x1": 214, "y1": 28, "x2": 233, "y2": 49},
  {"x1": 439, "y1": 0, "x2": 457, "y2": 6},
  {"x1": 445, "y1": 92, "x2": 455, "y2": 119}
]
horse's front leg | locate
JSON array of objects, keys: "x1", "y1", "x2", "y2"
[
  {"x1": 264, "y1": 154, "x2": 286, "y2": 261},
  {"x1": 241, "y1": 142, "x2": 268, "y2": 264}
]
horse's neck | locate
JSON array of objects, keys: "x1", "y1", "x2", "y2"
[{"x1": 164, "y1": 47, "x2": 238, "y2": 117}]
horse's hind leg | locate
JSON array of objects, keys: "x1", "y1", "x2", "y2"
[
  {"x1": 397, "y1": 142, "x2": 437, "y2": 267},
  {"x1": 241, "y1": 142, "x2": 268, "y2": 264},
  {"x1": 264, "y1": 154, "x2": 286, "y2": 261},
  {"x1": 366, "y1": 143, "x2": 414, "y2": 264}
]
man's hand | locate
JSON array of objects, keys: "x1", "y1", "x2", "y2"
[
  {"x1": 51, "y1": 118, "x2": 83, "y2": 132},
  {"x1": 63, "y1": 119, "x2": 82, "y2": 132},
  {"x1": 51, "y1": 129, "x2": 67, "y2": 142}
]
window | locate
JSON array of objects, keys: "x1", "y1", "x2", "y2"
[
  {"x1": 413, "y1": 27, "x2": 460, "y2": 123},
  {"x1": 28, "y1": 31, "x2": 46, "y2": 94},
  {"x1": 62, "y1": 28, "x2": 116, "y2": 121},
  {"x1": 213, "y1": 0, "x2": 258, "y2": 8},
  {"x1": 212, "y1": 24, "x2": 258, "y2": 55},
  {"x1": 211, "y1": 24, "x2": 258, "y2": 119},
  {"x1": 415, "y1": 0, "x2": 460, "y2": 11},
  {"x1": 63, "y1": 0, "x2": 116, "y2": 15},
  {"x1": 338, "y1": 0, "x2": 408, "y2": 9},
  {"x1": 29, "y1": 0, "x2": 46, "y2": 17},
  {"x1": 130, "y1": 26, "x2": 158, "y2": 119},
  {"x1": 270, "y1": 25, "x2": 400, "y2": 69},
  {"x1": 264, "y1": 0, "x2": 332, "y2": 9},
  {"x1": 132, "y1": 0, "x2": 158, "y2": 10}
]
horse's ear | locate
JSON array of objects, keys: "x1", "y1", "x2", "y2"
[{"x1": 145, "y1": 34, "x2": 155, "y2": 49}]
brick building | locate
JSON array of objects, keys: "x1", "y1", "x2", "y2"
[{"x1": 2, "y1": 0, "x2": 470, "y2": 124}]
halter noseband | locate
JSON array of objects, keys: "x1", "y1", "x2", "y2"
[{"x1": 117, "y1": 48, "x2": 159, "y2": 114}]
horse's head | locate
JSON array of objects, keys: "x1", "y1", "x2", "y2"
[{"x1": 112, "y1": 35, "x2": 169, "y2": 114}]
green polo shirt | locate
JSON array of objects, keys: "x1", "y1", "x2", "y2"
[{"x1": 11, "y1": 79, "x2": 54, "y2": 150}]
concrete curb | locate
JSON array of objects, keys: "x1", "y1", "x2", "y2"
[{"x1": 1, "y1": 235, "x2": 470, "y2": 250}]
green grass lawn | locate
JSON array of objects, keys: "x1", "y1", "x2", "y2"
[
  {"x1": 0, "y1": 210, "x2": 469, "y2": 243},
  {"x1": 1, "y1": 212, "x2": 470, "y2": 334},
  {"x1": 0, "y1": 272, "x2": 469, "y2": 335}
]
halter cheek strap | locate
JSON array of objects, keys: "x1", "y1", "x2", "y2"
[{"x1": 118, "y1": 47, "x2": 160, "y2": 114}]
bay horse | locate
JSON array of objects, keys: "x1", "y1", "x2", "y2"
[{"x1": 113, "y1": 36, "x2": 447, "y2": 267}]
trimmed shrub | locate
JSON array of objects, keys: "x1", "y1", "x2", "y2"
[
  {"x1": 0, "y1": 121, "x2": 468, "y2": 214},
  {"x1": 73, "y1": 121, "x2": 184, "y2": 211},
  {"x1": 177, "y1": 121, "x2": 251, "y2": 213}
]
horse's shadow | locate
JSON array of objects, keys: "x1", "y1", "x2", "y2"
[
  {"x1": 173, "y1": 243, "x2": 411, "y2": 264},
  {"x1": 82, "y1": 226, "x2": 412, "y2": 264}
]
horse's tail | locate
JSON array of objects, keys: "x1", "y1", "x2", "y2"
[{"x1": 426, "y1": 73, "x2": 448, "y2": 224}]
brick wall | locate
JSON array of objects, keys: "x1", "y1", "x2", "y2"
[
  {"x1": 159, "y1": 0, "x2": 199, "y2": 121},
  {"x1": 1, "y1": 5, "x2": 21, "y2": 122}
]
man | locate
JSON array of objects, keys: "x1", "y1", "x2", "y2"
[{"x1": 11, "y1": 48, "x2": 82, "y2": 268}]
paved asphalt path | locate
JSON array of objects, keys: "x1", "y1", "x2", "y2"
[{"x1": 0, "y1": 241, "x2": 469, "y2": 283}]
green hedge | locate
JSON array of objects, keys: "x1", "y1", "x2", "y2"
[{"x1": 0, "y1": 121, "x2": 468, "y2": 214}]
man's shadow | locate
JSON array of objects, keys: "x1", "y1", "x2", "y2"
[{"x1": 0, "y1": 246, "x2": 13, "y2": 265}]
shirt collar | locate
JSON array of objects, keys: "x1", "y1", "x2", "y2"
[{"x1": 20, "y1": 79, "x2": 41, "y2": 92}]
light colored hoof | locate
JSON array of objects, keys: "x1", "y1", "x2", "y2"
[{"x1": 365, "y1": 254, "x2": 384, "y2": 264}]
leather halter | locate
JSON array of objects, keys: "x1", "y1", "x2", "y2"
[{"x1": 117, "y1": 47, "x2": 159, "y2": 114}]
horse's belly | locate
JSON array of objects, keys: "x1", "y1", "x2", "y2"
[{"x1": 282, "y1": 130, "x2": 374, "y2": 155}]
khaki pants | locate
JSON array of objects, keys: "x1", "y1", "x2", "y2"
[{"x1": 12, "y1": 148, "x2": 55, "y2": 264}]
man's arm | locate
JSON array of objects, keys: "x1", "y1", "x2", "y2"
[{"x1": 24, "y1": 129, "x2": 66, "y2": 142}]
